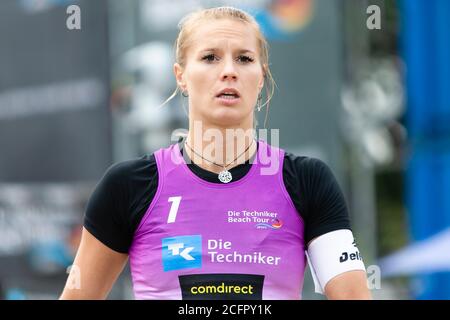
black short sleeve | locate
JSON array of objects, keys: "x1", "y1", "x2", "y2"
[
  {"x1": 83, "y1": 154, "x2": 158, "y2": 253},
  {"x1": 83, "y1": 147, "x2": 349, "y2": 253},
  {"x1": 283, "y1": 154, "x2": 351, "y2": 246}
]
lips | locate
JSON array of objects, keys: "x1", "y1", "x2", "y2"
[
  {"x1": 215, "y1": 88, "x2": 241, "y2": 106},
  {"x1": 216, "y1": 88, "x2": 240, "y2": 98}
]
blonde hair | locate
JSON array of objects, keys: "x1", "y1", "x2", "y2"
[{"x1": 164, "y1": 6, "x2": 276, "y2": 128}]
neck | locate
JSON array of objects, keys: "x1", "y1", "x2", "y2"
[{"x1": 185, "y1": 120, "x2": 257, "y2": 174}]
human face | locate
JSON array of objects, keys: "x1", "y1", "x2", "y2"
[{"x1": 174, "y1": 19, "x2": 265, "y2": 128}]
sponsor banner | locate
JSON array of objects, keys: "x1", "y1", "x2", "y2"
[{"x1": 179, "y1": 273, "x2": 264, "y2": 300}]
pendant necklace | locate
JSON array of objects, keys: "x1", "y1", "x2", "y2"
[{"x1": 184, "y1": 139, "x2": 255, "y2": 183}]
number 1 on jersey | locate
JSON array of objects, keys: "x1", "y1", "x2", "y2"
[{"x1": 167, "y1": 196, "x2": 182, "y2": 223}]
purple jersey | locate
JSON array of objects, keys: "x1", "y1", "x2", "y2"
[{"x1": 129, "y1": 140, "x2": 306, "y2": 299}]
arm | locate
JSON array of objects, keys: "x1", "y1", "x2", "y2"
[
  {"x1": 59, "y1": 227, "x2": 128, "y2": 300},
  {"x1": 287, "y1": 157, "x2": 371, "y2": 299},
  {"x1": 325, "y1": 270, "x2": 372, "y2": 300},
  {"x1": 306, "y1": 230, "x2": 372, "y2": 300},
  {"x1": 59, "y1": 157, "x2": 157, "y2": 299}
]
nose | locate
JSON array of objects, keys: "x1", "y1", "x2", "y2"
[{"x1": 220, "y1": 57, "x2": 238, "y2": 81}]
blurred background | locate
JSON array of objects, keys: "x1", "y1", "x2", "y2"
[{"x1": 0, "y1": 0, "x2": 449, "y2": 299}]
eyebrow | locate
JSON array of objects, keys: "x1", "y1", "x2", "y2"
[{"x1": 199, "y1": 48, "x2": 256, "y2": 55}]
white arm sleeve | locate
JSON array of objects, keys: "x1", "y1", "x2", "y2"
[{"x1": 306, "y1": 229, "x2": 366, "y2": 294}]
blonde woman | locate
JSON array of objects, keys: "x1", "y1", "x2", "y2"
[{"x1": 60, "y1": 6, "x2": 371, "y2": 300}]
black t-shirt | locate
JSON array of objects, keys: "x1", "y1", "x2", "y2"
[{"x1": 84, "y1": 140, "x2": 351, "y2": 254}]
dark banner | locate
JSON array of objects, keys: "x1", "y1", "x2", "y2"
[{"x1": 0, "y1": 0, "x2": 111, "y2": 182}]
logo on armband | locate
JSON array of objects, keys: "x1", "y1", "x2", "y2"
[{"x1": 339, "y1": 250, "x2": 363, "y2": 263}]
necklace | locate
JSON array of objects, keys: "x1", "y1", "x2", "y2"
[{"x1": 184, "y1": 139, "x2": 255, "y2": 183}]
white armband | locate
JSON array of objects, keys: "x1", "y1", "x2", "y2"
[{"x1": 306, "y1": 229, "x2": 366, "y2": 294}]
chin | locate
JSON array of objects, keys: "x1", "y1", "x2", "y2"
[{"x1": 209, "y1": 108, "x2": 249, "y2": 127}]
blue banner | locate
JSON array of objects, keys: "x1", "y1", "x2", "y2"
[{"x1": 400, "y1": 0, "x2": 450, "y2": 299}]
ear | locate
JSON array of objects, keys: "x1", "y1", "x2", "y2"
[
  {"x1": 174, "y1": 63, "x2": 187, "y2": 91},
  {"x1": 258, "y1": 77, "x2": 265, "y2": 93},
  {"x1": 258, "y1": 64, "x2": 267, "y2": 91},
  {"x1": 258, "y1": 78, "x2": 264, "y2": 92}
]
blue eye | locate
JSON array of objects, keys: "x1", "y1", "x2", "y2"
[
  {"x1": 202, "y1": 54, "x2": 216, "y2": 62},
  {"x1": 238, "y1": 55, "x2": 254, "y2": 63}
]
